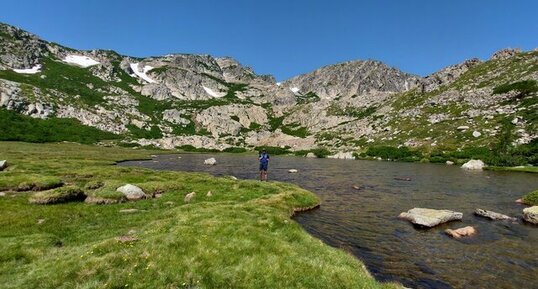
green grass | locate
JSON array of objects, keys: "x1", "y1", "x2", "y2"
[
  {"x1": 493, "y1": 80, "x2": 538, "y2": 98},
  {"x1": 522, "y1": 190, "x2": 538, "y2": 205},
  {"x1": 0, "y1": 108, "x2": 120, "y2": 144},
  {"x1": 0, "y1": 142, "x2": 397, "y2": 289}
]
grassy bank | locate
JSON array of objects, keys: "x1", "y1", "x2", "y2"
[{"x1": 0, "y1": 142, "x2": 398, "y2": 289}]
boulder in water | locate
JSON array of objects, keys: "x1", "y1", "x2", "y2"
[
  {"x1": 461, "y1": 159, "x2": 485, "y2": 170},
  {"x1": 116, "y1": 184, "x2": 146, "y2": 200},
  {"x1": 445, "y1": 226, "x2": 476, "y2": 238},
  {"x1": 474, "y1": 208, "x2": 516, "y2": 221},
  {"x1": 288, "y1": 169, "x2": 298, "y2": 173},
  {"x1": 204, "y1": 158, "x2": 217, "y2": 165},
  {"x1": 446, "y1": 161, "x2": 454, "y2": 165},
  {"x1": 523, "y1": 206, "x2": 538, "y2": 225},
  {"x1": 399, "y1": 208, "x2": 463, "y2": 227}
]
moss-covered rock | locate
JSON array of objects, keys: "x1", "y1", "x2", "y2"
[{"x1": 29, "y1": 186, "x2": 85, "y2": 204}]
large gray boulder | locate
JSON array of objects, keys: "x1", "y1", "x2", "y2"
[
  {"x1": 399, "y1": 208, "x2": 463, "y2": 227},
  {"x1": 0, "y1": 160, "x2": 7, "y2": 171},
  {"x1": 474, "y1": 208, "x2": 516, "y2": 221},
  {"x1": 116, "y1": 184, "x2": 146, "y2": 200},
  {"x1": 523, "y1": 206, "x2": 538, "y2": 225}
]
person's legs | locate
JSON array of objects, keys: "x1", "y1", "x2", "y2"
[{"x1": 264, "y1": 169, "x2": 268, "y2": 181}]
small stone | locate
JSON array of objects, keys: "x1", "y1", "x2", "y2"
[
  {"x1": 154, "y1": 193, "x2": 163, "y2": 198},
  {"x1": 115, "y1": 236, "x2": 139, "y2": 243},
  {"x1": 515, "y1": 198, "x2": 524, "y2": 204},
  {"x1": 184, "y1": 192, "x2": 196, "y2": 203},
  {"x1": 472, "y1": 131, "x2": 481, "y2": 138},
  {"x1": 306, "y1": 152, "x2": 316, "y2": 158},
  {"x1": 523, "y1": 206, "x2": 538, "y2": 225},
  {"x1": 206, "y1": 191, "x2": 213, "y2": 197},
  {"x1": 446, "y1": 161, "x2": 454, "y2": 165},
  {"x1": 288, "y1": 169, "x2": 298, "y2": 173},
  {"x1": 445, "y1": 226, "x2": 476, "y2": 238},
  {"x1": 352, "y1": 185, "x2": 360, "y2": 190},
  {"x1": 37, "y1": 219, "x2": 45, "y2": 225},
  {"x1": 0, "y1": 160, "x2": 7, "y2": 171},
  {"x1": 512, "y1": 117, "x2": 519, "y2": 125},
  {"x1": 204, "y1": 158, "x2": 217, "y2": 165},
  {"x1": 457, "y1": 126, "x2": 469, "y2": 130},
  {"x1": 0, "y1": 192, "x2": 5, "y2": 197}
]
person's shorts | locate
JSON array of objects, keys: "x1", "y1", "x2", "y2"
[{"x1": 259, "y1": 163, "x2": 268, "y2": 171}]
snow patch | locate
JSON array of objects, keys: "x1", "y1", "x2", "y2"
[
  {"x1": 130, "y1": 63, "x2": 157, "y2": 83},
  {"x1": 290, "y1": 87, "x2": 300, "y2": 94},
  {"x1": 276, "y1": 82, "x2": 282, "y2": 86},
  {"x1": 203, "y1": 86, "x2": 226, "y2": 98},
  {"x1": 13, "y1": 64, "x2": 42, "y2": 74},
  {"x1": 63, "y1": 55, "x2": 100, "y2": 67}
]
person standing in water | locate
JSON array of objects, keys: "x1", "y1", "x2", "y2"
[{"x1": 259, "y1": 149, "x2": 270, "y2": 181}]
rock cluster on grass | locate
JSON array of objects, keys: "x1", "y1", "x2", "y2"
[
  {"x1": 461, "y1": 159, "x2": 485, "y2": 170},
  {"x1": 445, "y1": 226, "x2": 476, "y2": 238},
  {"x1": 0, "y1": 160, "x2": 7, "y2": 171},
  {"x1": 398, "y1": 208, "x2": 463, "y2": 227},
  {"x1": 116, "y1": 184, "x2": 146, "y2": 200},
  {"x1": 474, "y1": 208, "x2": 516, "y2": 221},
  {"x1": 523, "y1": 206, "x2": 538, "y2": 225},
  {"x1": 204, "y1": 158, "x2": 217, "y2": 165}
]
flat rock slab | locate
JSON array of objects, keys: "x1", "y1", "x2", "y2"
[
  {"x1": 399, "y1": 208, "x2": 463, "y2": 227},
  {"x1": 523, "y1": 206, "x2": 538, "y2": 225},
  {"x1": 475, "y1": 208, "x2": 516, "y2": 221},
  {"x1": 445, "y1": 226, "x2": 476, "y2": 238}
]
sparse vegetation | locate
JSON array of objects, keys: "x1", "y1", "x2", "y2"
[
  {"x1": 493, "y1": 80, "x2": 538, "y2": 98},
  {"x1": 522, "y1": 190, "x2": 538, "y2": 205}
]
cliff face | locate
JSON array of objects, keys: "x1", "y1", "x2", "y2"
[{"x1": 1, "y1": 22, "x2": 537, "y2": 155}]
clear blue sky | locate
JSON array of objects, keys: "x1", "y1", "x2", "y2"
[{"x1": 1, "y1": 0, "x2": 537, "y2": 80}]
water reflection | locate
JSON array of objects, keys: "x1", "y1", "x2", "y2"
[{"x1": 120, "y1": 154, "x2": 538, "y2": 289}]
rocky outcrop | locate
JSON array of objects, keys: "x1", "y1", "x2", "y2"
[
  {"x1": 461, "y1": 160, "x2": 485, "y2": 170},
  {"x1": 522, "y1": 206, "x2": 538, "y2": 225},
  {"x1": 399, "y1": 208, "x2": 463, "y2": 227},
  {"x1": 116, "y1": 184, "x2": 146, "y2": 200},
  {"x1": 491, "y1": 48, "x2": 522, "y2": 60},
  {"x1": 422, "y1": 58, "x2": 482, "y2": 92},
  {"x1": 474, "y1": 208, "x2": 516, "y2": 221}
]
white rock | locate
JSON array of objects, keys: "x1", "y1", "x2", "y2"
[
  {"x1": 523, "y1": 206, "x2": 538, "y2": 225},
  {"x1": 446, "y1": 161, "x2": 454, "y2": 165},
  {"x1": 472, "y1": 131, "x2": 481, "y2": 138},
  {"x1": 399, "y1": 208, "x2": 463, "y2": 227},
  {"x1": 206, "y1": 191, "x2": 212, "y2": 197},
  {"x1": 305, "y1": 152, "x2": 316, "y2": 158},
  {"x1": 288, "y1": 169, "x2": 298, "y2": 173},
  {"x1": 327, "y1": 152, "x2": 355, "y2": 160},
  {"x1": 512, "y1": 117, "x2": 519, "y2": 125},
  {"x1": 116, "y1": 184, "x2": 146, "y2": 200},
  {"x1": 461, "y1": 159, "x2": 485, "y2": 170},
  {"x1": 204, "y1": 158, "x2": 217, "y2": 165},
  {"x1": 0, "y1": 160, "x2": 7, "y2": 171},
  {"x1": 184, "y1": 192, "x2": 196, "y2": 203},
  {"x1": 457, "y1": 126, "x2": 470, "y2": 130}
]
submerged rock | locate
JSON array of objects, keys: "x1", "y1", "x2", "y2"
[
  {"x1": 116, "y1": 184, "x2": 146, "y2": 200},
  {"x1": 474, "y1": 208, "x2": 516, "y2": 221},
  {"x1": 523, "y1": 206, "x2": 538, "y2": 225},
  {"x1": 399, "y1": 208, "x2": 463, "y2": 227},
  {"x1": 204, "y1": 157, "x2": 217, "y2": 165},
  {"x1": 445, "y1": 226, "x2": 476, "y2": 238},
  {"x1": 461, "y1": 159, "x2": 485, "y2": 170}
]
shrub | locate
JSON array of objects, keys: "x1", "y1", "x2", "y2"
[
  {"x1": 29, "y1": 186, "x2": 86, "y2": 204},
  {"x1": 523, "y1": 190, "x2": 538, "y2": 206},
  {"x1": 493, "y1": 80, "x2": 538, "y2": 98},
  {"x1": 222, "y1": 147, "x2": 247, "y2": 153},
  {"x1": 254, "y1": 146, "x2": 291, "y2": 155},
  {"x1": 364, "y1": 146, "x2": 421, "y2": 162},
  {"x1": 85, "y1": 182, "x2": 126, "y2": 204},
  {"x1": 176, "y1": 145, "x2": 219, "y2": 153}
]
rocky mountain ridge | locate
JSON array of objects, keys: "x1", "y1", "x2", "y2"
[{"x1": 1, "y1": 22, "x2": 537, "y2": 164}]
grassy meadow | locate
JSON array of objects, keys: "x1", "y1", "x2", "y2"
[{"x1": 0, "y1": 142, "x2": 399, "y2": 289}]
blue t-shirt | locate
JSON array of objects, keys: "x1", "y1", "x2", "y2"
[{"x1": 259, "y1": 153, "x2": 270, "y2": 165}]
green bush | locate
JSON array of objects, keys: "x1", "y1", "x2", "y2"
[
  {"x1": 222, "y1": 147, "x2": 247, "y2": 153},
  {"x1": 176, "y1": 145, "x2": 219, "y2": 153},
  {"x1": 523, "y1": 190, "x2": 538, "y2": 206},
  {"x1": 126, "y1": 124, "x2": 163, "y2": 139},
  {"x1": 0, "y1": 108, "x2": 120, "y2": 144},
  {"x1": 293, "y1": 148, "x2": 331, "y2": 158},
  {"x1": 254, "y1": 146, "x2": 291, "y2": 155},
  {"x1": 493, "y1": 80, "x2": 538, "y2": 98}
]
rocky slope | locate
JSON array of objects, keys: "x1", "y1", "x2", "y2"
[{"x1": 1, "y1": 22, "x2": 537, "y2": 164}]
